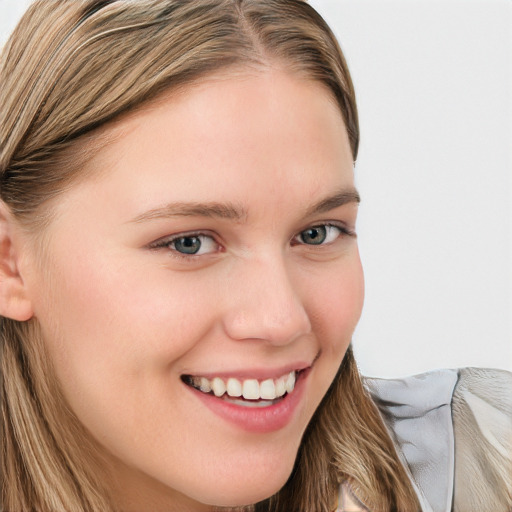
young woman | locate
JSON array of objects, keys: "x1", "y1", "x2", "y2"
[{"x1": 1, "y1": 1, "x2": 510, "y2": 512}]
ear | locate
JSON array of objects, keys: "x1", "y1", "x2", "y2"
[{"x1": 0, "y1": 202, "x2": 34, "y2": 321}]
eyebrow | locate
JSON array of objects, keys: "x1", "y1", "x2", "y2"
[
  {"x1": 304, "y1": 188, "x2": 361, "y2": 216},
  {"x1": 129, "y1": 187, "x2": 360, "y2": 224},
  {"x1": 130, "y1": 202, "x2": 247, "y2": 223}
]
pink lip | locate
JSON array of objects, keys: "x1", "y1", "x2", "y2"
[
  {"x1": 185, "y1": 361, "x2": 313, "y2": 381},
  {"x1": 184, "y1": 368, "x2": 310, "y2": 433}
]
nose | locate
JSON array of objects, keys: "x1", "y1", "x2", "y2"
[{"x1": 221, "y1": 255, "x2": 312, "y2": 346}]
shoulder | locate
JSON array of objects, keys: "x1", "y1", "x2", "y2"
[
  {"x1": 450, "y1": 368, "x2": 512, "y2": 512},
  {"x1": 364, "y1": 368, "x2": 512, "y2": 512}
]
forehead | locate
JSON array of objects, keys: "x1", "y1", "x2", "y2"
[
  {"x1": 99, "y1": 68, "x2": 349, "y2": 161},
  {"x1": 55, "y1": 68, "x2": 355, "y2": 223}
]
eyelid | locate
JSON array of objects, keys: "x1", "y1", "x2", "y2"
[
  {"x1": 148, "y1": 230, "x2": 221, "y2": 256},
  {"x1": 292, "y1": 221, "x2": 356, "y2": 244},
  {"x1": 146, "y1": 221, "x2": 355, "y2": 258},
  {"x1": 324, "y1": 221, "x2": 356, "y2": 237}
]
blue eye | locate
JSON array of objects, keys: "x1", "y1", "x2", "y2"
[
  {"x1": 297, "y1": 225, "x2": 343, "y2": 245},
  {"x1": 300, "y1": 226, "x2": 327, "y2": 245},
  {"x1": 173, "y1": 236, "x2": 202, "y2": 254},
  {"x1": 151, "y1": 233, "x2": 218, "y2": 256}
]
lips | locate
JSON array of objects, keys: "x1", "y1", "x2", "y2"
[
  {"x1": 180, "y1": 357, "x2": 316, "y2": 432},
  {"x1": 182, "y1": 368, "x2": 309, "y2": 432}
]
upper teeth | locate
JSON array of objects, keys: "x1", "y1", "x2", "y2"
[{"x1": 187, "y1": 371, "x2": 296, "y2": 400}]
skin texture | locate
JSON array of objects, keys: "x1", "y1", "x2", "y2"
[{"x1": 17, "y1": 69, "x2": 364, "y2": 511}]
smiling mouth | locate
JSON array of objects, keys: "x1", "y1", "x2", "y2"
[{"x1": 181, "y1": 370, "x2": 302, "y2": 408}]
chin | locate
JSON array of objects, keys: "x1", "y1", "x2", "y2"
[
  {"x1": 195, "y1": 450, "x2": 297, "y2": 508},
  {"x1": 207, "y1": 479, "x2": 289, "y2": 508}
]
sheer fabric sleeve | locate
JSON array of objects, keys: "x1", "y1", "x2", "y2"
[
  {"x1": 451, "y1": 368, "x2": 512, "y2": 512},
  {"x1": 360, "y1": 368, "x2": 512, "y2": 512},
  {"x1": 365, "y1": 369, "x2": 458, "y2": 512}
]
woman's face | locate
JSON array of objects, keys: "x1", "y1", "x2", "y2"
[{"x1": 22, "y1": 69, "x2": 364, "y2": 510}]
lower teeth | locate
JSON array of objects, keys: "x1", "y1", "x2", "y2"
[{"x1": 221, "y1": 396, "x2": 283, "y2": 407}]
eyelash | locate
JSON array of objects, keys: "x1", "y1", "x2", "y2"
[
  {"x1": 291, "y1": 222, "x2": 355, "y2": 246},
  {"x1": 148, "y1": 222, "x2": 355, "y2": 259},
  {"x1": 149, "y1": 231, "x2": 219, "y2": 258}
]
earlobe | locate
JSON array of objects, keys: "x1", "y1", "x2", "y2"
[{"x1": 0, "y1": 202, "x2": 34, "y2": 321}]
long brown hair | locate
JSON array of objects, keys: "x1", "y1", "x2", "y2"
[{"x1": 1, "y1": 1, "x2": 420, "y2": 510}]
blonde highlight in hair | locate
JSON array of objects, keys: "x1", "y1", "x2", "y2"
[{"x1": 1, "y1": 1, "x2": 419, "y2": 510}]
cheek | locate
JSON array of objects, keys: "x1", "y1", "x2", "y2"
[
  {"x1": 32, "y1": 249, "x2": 219, "y2": 415},
  {"x1": 40, "y1": 253, "x2": 211, "y2": 347},
  {"x1": 301, "y1": 254, "x2": 364, "y2": 416},
  {"x1": 303, "y1": 254, "x2": 364, "y2": 355},
  {"x1": 31, "y1": 253, "x2": 226, "y2": 465}
]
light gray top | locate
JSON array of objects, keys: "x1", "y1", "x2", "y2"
[{"x1": 336, "y1": 368, "x2": 512, "y2": 512}]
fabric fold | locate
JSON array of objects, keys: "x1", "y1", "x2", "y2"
[{"x1": 364, "y1": 369, "x2": 459, "y2": 512}]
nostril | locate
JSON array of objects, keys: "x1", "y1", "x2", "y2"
[{"x1": 222, "y1": 306, "x2": 310, "y2": 345}]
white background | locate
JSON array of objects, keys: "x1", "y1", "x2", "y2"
[{"x1": 1, "y1": 0, "x2": 511, "y2": 377}]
